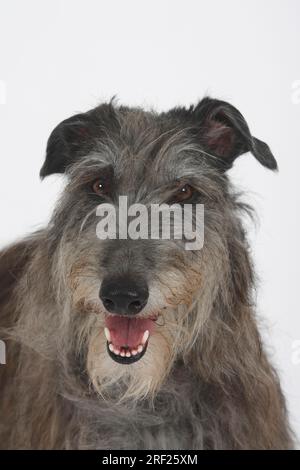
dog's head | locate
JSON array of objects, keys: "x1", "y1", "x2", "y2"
[{"x1": 41, "y1": 97, "x2": 277, "y2": 400}]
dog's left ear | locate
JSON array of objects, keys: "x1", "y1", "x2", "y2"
[{"x1": 193, "y1": 97, "x2": 278, "y2": 171}]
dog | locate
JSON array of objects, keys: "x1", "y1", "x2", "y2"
[{"x1": 0, "y1": 97, "x2": 294, "y2": 449}]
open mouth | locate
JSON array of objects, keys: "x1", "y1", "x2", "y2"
[{"x1": 104, "y1": 315, "x2": 156, "y2": 364}]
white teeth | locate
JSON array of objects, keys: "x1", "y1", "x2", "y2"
[
  {"x1": 104, "y1": 327, "x2": 111, "y2": 342},
  {"x1": 142, "y1": 330, "x2": 149, "y2": 345},
  {"x1": 108, "y1": 334, "x2": 149, "y2": 358}
]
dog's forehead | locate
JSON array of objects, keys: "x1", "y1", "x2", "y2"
[{"x1": 73, "y1": 108, "x2": 209, "y2": 187}]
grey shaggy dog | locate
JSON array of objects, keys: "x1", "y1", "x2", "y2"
[{"x1": 0, "y1": 97, "x2": 295, "y2": 449}]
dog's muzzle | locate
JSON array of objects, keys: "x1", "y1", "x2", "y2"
[{"x1": 100, "y1": 276, "x2": 154, "y2": 364}]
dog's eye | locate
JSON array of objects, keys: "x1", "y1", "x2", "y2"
[
  {"x1": 171, "y1": 184, "x2": 195, "y2": 203},
  {"x1": 92, "y1": 179, "x2": 110, "y2": 196}
]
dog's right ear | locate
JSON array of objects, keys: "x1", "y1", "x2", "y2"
[
  {"x1": 40, "y1": 113, "x2": 97, "y2": 179},
  {"x1": 41, "y1": 102, "x2": 120, "y2": 178}
]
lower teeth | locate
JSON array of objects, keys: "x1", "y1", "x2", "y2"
[
  {"x1": 108, "y1": 342, "x2": 145, "y2": 357},
  {"x1": 104, "y1": 328, "x2": 149, "y2": 358}
]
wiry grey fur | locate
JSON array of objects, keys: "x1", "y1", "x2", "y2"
[{"x1": 0, "y1": 97, "x2": 295, "y2": 449}]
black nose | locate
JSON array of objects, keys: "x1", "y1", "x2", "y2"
[{"x1": 99, "y1": 277, "x2": 149, "y2": 315}]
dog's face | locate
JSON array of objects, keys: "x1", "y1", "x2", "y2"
[{"x1": 42, "y1": 98, "x2": 277, "y2": 400}]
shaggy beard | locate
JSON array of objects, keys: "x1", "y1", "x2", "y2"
[
  {"x1": 87, "y1": 322, "x2": 175, "y2": 403},
  {"x1": 60, "y1": 255, "x2": 220, "y2": 404},
  {"x1": 72, "y1": 296, "x2": 213, "y2": 403}
]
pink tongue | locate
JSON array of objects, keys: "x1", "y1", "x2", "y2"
[{"x1": 105, "y1": 316, "x2": 155, "y2": 349}]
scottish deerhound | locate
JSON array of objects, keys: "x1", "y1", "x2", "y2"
[{"x1": 0, "y1": 97, "x2": 294, "y2": 449}]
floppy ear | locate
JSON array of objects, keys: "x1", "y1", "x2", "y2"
[
  {"x1": 39, "y1": 113, "x2": 97, "y2": 178},
  {"x1": 40, "y1": 102, "x2": 120, "y2": 178},
  {"x1": 193, "y1": 97, "x2": 278, "y2": 171}
]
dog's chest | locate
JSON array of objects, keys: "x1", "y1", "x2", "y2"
[{"x1": 80, "y1": 371, "x2": 205, "y2": 450}]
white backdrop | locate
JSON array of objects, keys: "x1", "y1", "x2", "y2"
[{"x1": 0, "y1": 0, "x2": 299, "y2": 446}]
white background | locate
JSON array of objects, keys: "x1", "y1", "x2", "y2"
[{"x1": 0, "y1": 0, "x2": 299, "y2": 446}]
